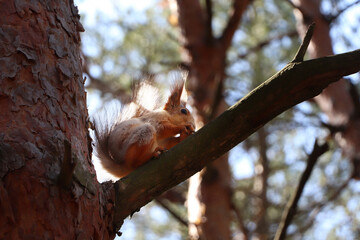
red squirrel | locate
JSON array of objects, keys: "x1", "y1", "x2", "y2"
[{"x1": 94, "y1": 79, "x2": 195, "y2": 178}]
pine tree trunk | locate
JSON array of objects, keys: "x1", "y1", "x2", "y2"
[
  {"x1": 0, "y1": 0, "x2": 114, "y2": 238},
  {"x1": 293, "y1": 0, "x2": 360, "y2": 178},
  {"x1": 175, "y1": 0, "x2": 250, "y2": 238},
  {"x1": 185, "y1": 43, "x2": 232, "y2": 240}
]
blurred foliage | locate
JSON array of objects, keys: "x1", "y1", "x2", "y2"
[
  {"x1": 78, "y1": 0, "x2": 360, "y2": 239},
  {"x1": 82, "y1": 6, "x2": 182, "y2": 91}
]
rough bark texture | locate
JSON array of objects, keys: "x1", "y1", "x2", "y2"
[
  {"x1": 293, "y1": 0, "x2": 360, "y2": 178},
  {"x1": 0, "y1": 0, "x2": 114, "y2": 239}
]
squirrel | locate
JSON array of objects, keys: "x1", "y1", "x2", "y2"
[{"x1": 94, "y1": 79, "x2": 196, "y2": 178}]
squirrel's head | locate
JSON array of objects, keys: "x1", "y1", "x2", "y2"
[{"x1": 163, "y1": 80, "x2": 195, "y2": 133}]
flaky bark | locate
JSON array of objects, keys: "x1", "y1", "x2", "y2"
[
  {"x1": 293, "y1": 0, "x2": 360, "y2": 178},
  {"x1": 0, "y1": 0, "x2": 114, "y2": 238}
]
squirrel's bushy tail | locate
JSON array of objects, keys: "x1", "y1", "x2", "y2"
[{"x1": 93, "y1": 119, "x2": 128, "y2": 178}]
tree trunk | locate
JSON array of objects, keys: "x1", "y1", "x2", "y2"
[
  {"x1": 185, "y1": 41, "x2": 233, "y2": 240},
  {"x1": 175, "y1": 0, "x2": 250, "y2": 238},
  {"x1": 0, "y1": 0, "x2": 114, "y2": 239},
  {"x1": 293, "y1": 0, "x2": 360, "y2": 178},
  {"x1": 184, "y1": 38, "x2": 232, "y2": 240}
]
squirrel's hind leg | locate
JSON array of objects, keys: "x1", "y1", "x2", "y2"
[{"x1": 124, "y1": 123, "x2": 159, "y2": 169}]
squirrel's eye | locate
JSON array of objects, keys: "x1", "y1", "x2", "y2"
[{"x1": 181, "y1": 108, "x2": 188, "y2": 115}]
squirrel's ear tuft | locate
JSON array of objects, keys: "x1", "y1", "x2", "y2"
[
  {"x1": 133, "y1": 78, "x2": 163, "y2": 111},
  {"x1": 164, "y1": 80, "x2": 184, "y2": 110}
]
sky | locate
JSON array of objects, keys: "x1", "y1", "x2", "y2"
[{"x1": 76, "y1": 0, "x2": 156, "y2": 26}]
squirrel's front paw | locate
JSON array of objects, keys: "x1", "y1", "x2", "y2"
[
  {"x1": 153, "y1": 146, "x2": 167, "y2": 158},
  {"x1": 185, "y1": 125, "x2": 195, "y2": 135},
  {"x1": 180, "y1": 125, "x2": 195, "y2": 140}
]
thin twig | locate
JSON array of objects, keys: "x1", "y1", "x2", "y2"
[
  {"x1": 321, "y1": 121, "x2": 346, "y2": 135},
  {"x1": 237, "y1": 30, "x2": 298, "y2": 59},
  {"x1": 82, "y1": 54, "x2": 131, "y2": 102},
  {"x1": 284, "y1": 0, "x2": 298, "y2": 10},
  {"x1": 284, "y1": 0, "x2": 308, "y2": 17},
  {"x1": 155, "y1": 199, "x2": 188, "y2": 227},
  {"x1": 205, "y1": 0, "x2": 213, "y2": 43},
  {"x1": 291, "y1": 23, "x2": 315, "y2": 63},
  {"x1": 207, "y1": 77, "x2": 224, "y2": 121},
  {"x1": 221, "y1": 0, "x2": 251, "y2": 50},
  {"x1": 328, "y1": 0, "x2": 360, "y2": 22},
  {"x1": 157, "y1": 188, "x2": 186, "y2": 205},
  {"x1": 287, "y1": 176, "x2": 351, "y2": 238},
  {"x1": 284, "y1": 0, "x2": 313, "y2": 25},
  {"x1": 274, "y1": 140, "x2": 329, "y2": 240},
  {"x1": 231, "y1": 199, "x2": 249, "y2": 240},
  {"x1": 234, "y1": 186, "x2": 261, "y2": 199}
]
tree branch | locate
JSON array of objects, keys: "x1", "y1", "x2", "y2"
[
  {"x1": 284, "y1": 0, "x2": 313, "y2": 24},
  {"x1": 284, "y1": 0, "x2": 307, "y2": 17},
  {"x1": 111, "y1": 47, "x2": 360, "y2": 231},
  {"x1": 82, "y1": 54, "x2": 131, "y2": 102},
  {"x1": 287, "y1": 176, "x2": 351, "y2": 238},
  {"x1": 231, "y1": 197, "x2": 249, "y2": 240},
  {"x1": 291, "y1": 23, "x2": 315, "y2": 63},
  {"x1": 176, "y1": 0, "x2": 206, "y2": 48},
  {"x1": 157, "y1": 188, "x2": 186, "y2": 205},
  {"x1": 205, "y1": 0, "x2": 214, "y2": 43},
  {"x1": 237, "y1": 30, "x2": 298, "y2": 59},
  {"x1": 220, "y1": 0, "x2": 251, "y2": 50},
  {"x1": 328, "y1": 0, "x2": 360, "y2": 23},
  {"x1": 155, "y1": 199, "x2": 188, "y2": 227},
  {"x1": 274, "y1": 140, "x2": 329, "y2": 240}
]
